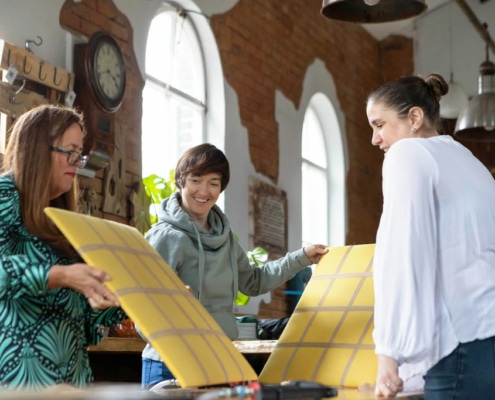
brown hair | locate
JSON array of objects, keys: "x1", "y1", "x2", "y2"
[
  {"x1": 175, "y1": 143, "x2": 230, "y2": 192},
  {"x1": 367, "y1": 73, "x2": 449, "y2": 130},
  {"x1": 2, "y1": 104, "x2": 86, "y2": 258}
]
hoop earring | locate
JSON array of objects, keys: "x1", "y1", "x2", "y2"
[{"x1": 412, "y1": 128, "x2": 417, "y2": 134}]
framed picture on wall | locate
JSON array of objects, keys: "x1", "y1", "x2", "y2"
[{"x1": 249, "y1": 177, "x2": 288, "y2": 259}]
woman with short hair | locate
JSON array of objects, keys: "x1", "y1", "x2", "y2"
[{"x1": 141, "y1": 143, "x2": 328, "y2": 388}]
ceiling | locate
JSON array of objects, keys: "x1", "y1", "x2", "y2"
[{"x1": 361, "y1": 0, "x2": 450, "y2": 40}]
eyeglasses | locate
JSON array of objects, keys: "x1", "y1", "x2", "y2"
[{"x1": 50, "y1": 145, "x2": 89, "y2": 168}]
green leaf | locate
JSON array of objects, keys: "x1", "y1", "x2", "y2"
[
  {"x1": 246, "y1": 246, "x2": 268, "y2": 267},
  {"x1": 142, "y1": 171, "x2": 177, "y2": 225},
  {"x1": 235, "y1": 292, "x2": 250, "y2": 306},
  {"x1": 236, "y1": 246, "x2": 268, "y2": 305},
  {"x1": 142, "y1": 172, "x2": 176, "y2": 205},
  {"x1": 150, "y1": 214, "x2": 158, "y2": 225}
]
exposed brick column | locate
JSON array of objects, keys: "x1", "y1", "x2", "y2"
[{"x1": 59, "y1": 0, "x2": 144, "y2": 225}]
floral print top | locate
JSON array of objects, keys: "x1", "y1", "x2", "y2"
[{"x1": 0, "y1": 175, "x2": 126, "y2": 390}]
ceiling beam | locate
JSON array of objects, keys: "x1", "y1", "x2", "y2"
[{"x1": 456, "y1": 0, "x2": 495, "y2": 56}]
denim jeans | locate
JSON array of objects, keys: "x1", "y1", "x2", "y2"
[
  {"x1": 423, "y1": 336, "x2": 495, "y2": 400},
  {"x1": 142, "y1": 358, "x2": 175, "y2": 389}
]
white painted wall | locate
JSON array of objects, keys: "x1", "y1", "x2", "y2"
[
  {"x1": 414, "y1": 0, "x2": 495, "y2": 100},
  {"x1": 0, "y1": 0, "x2": 66, "y2": 67},
  {"x1": 277, "y1": 59, "x2": 348, "y2": 250}
]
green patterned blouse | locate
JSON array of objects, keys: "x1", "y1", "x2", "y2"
[{"x1": 0, "y1": 175, "x2": 126, "y2": 390}]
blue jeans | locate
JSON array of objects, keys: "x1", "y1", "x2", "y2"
[
  {"x1": 142, "y1": 358, "x2": 175, "y2": 389},
  {"x1": 423, "y1": 336, "x2": 495, "y2": 400}
]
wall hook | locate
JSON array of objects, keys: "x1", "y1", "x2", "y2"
[
  {"x1": 9, "y1": 79, "x2": 26, "y2": 104},
  {"x1": 53, "y1": 67, "x2": 62, "y2": 87},
  {"x1": 22, "y1": 56, "x2": 32, "y2": 74},
  {"x1": 38, "y1": 61, "x2": 47, "y2": 81},
  {"x1": 25, "y1": 35, "x2": 43, "y2": 53}
]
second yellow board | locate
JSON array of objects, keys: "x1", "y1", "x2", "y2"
[{"x1": 259, "y1": 244, "x2": 377, "y2": 388}]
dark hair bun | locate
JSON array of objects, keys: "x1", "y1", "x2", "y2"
[{"x1": 425, "y1": 74, "x2": 449, "y2": 102}]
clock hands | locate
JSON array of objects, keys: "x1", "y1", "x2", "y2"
[{"x1": 97, "y1": 67, "x2": 123, "y2": 98}]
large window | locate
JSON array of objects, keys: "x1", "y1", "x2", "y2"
[
  {"x1": 301, "y1": 104, "x2": 329, "y2": 247},
  {"x1": 142, "y1": 5, "x2": 206, "y2": 179}
]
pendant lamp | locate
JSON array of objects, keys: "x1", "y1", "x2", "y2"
[
  {"x1": 440, "y1": 81, "x2": 469, "y2": 119},
  {"x1": 320, "y1": 0, "x2": 428, "y2": 23},
  {"x1": 454, "y1": 31, "x2": 495, "y2": 141}
]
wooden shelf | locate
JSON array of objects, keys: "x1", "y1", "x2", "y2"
[{"x1": 88, "y1": 337, "x2": 278, "y2": 354}]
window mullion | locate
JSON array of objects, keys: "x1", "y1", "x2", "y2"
[{"x1": 146, "y1": 74, "x2": 206, "y2": 112}]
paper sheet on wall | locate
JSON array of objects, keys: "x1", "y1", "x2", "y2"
[
  {"x1": 259, "y1": 244, "x2": 377, "y2": 388},
  {"x1": 44, "y1": 207, "x2": 257, "y2": 388}
]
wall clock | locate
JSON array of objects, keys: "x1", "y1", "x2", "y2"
[
  {"x1": 73, "y1": 31, "x2": 126, "y2": 171},
  {"x1": 87, "y1": 31, "x2": 126, "y2": 113}
]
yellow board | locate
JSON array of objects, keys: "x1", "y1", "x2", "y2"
[
  {"x1": 44, "y1": 208, "x2": 258, "y2": 388},
  {"x1": 259, "y1": 244, "x2": 377, "y2": 388}
]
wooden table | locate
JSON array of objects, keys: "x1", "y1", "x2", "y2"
[
  {"x1": 0, "y1": 385, "x2": 423, "y2": 399},
  {"x1": 87, "y1": 338, "x2": 278, "y2": 382},
  {"x1": 149, "y1": 386, "x2": 423, "y2": 399},
  {"x1": 87, "y1": 339, "x2": 424, "y2": 399},
  {"x1": 233, "y1": 339, "x2": 277, "y2": 353},
  {"x1": 88, "y1": 337, "x2": 145, "y2": 353},
  {"x1": 88, "y1": 338, "x2": 278, "y2": 354},
  {"x1": 334, "y1": 388, "x2": 423, "y2": 399}
]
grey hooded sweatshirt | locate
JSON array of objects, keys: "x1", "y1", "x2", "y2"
[{"x1": 141, "y1": 191, "x2": 312, "y2": 361}]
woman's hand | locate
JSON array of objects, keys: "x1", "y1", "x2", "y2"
[
  {"x1": 375, "y1": 354, "x2": 403, "y2": 398},
  {"x1": 48, "y1": 264, "x2": 120, "y2": 310},
  {"x1": 302, "y1": 244, "x2": 328, "y2": 264}
]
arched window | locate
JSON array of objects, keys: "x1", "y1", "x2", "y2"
[
  {"x1": 142, "y1": 4, "x2": 206, "y2": 179},
  {"x1": 301, "y1": 102, "x2": 329, "y2": 247}
]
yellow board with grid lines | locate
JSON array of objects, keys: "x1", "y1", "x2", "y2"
[
  {"x1": 259, "y1": 244, "x2": 377, "y2": 388},
  {"x1": 44, "y1": 207, "x2": 258, "y2": 388}
]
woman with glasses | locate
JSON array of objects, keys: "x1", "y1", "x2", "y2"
[{"x1": 0, "y1": 104, "x2": 126, "y2": 390}]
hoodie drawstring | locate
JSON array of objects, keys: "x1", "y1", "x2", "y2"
[
  {"x1": 229, "y1": 230, "x2": 239, "y2": 313},
  {"x1": 190, "y1": 221, "x2": 206, "y2": 302},
  {"x1": 190, "y1": 220, "x2": 239, "y2": 309}
]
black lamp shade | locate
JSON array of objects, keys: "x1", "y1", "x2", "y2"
[{"x1": 321, "y1": 0, "x2": 428, "y2": 23}]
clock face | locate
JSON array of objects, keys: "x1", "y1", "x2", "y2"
[
  {"x1": 87, "y1": 32, "x2": 126, "y2": 112},
  {"x1": 95, "y1": 41, "x2": 125, "y2": 101}
]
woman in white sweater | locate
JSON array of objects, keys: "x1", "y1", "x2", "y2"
[{"x1": 367, "y1": 73, "x2": 495, "y2": 399}]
